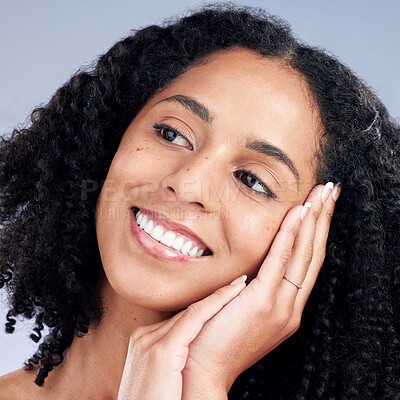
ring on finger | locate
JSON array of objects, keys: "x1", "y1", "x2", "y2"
[{"x1": 283, "y1": 275, "x2": 303, "y2": 289}]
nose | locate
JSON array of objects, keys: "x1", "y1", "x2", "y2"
[{"x1": 162, "y1": 156, "x2": 224, "y2": 214}]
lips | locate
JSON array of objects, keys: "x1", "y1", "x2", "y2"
[{"x1": 131, "y1": 206, "x2": 213, "y2": 256}]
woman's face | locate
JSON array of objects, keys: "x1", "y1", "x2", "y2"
[{"x1": 96, "y1": 47, "x2": 321, "y2": 311}]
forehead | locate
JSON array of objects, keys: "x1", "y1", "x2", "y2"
[
  {"x1": 141, "y1": 47, "x2": 322, "y2": 188},
  {"x1": 164, "y1": 47, "x2": 319, "y2": 124}
]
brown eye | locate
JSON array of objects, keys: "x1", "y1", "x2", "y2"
[
  {"x1": 239, "y1": 171, "x2": 256, "y2": 186},
  {"x1": 234, "y1": 170, "x2": 276, "y2": 200},
  {"x1": 153, "y1": 122, "x2": 192, "y2": 149},
  {"x1": 161, "y1": 128, "x2": 179, "y2": 141}
]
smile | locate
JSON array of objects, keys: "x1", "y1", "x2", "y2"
[{"x1": 130, "y1": 207, "x2": 212, "y2": 262}]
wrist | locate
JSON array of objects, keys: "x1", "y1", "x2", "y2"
[{"x1": 182, "y1": 370, "x2": 229, "y2": 400}]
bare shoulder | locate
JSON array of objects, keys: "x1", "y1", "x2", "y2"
[{"x1": 0, "y1": 367, "x2": 39, "y2": 400}]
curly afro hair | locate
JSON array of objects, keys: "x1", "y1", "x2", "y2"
[{"x1": 1, "y1": 3, "x2": 400, "y2": 399}]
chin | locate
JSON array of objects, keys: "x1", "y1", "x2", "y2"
[{"x1": 102, "y1": 263, "x2": 204, "y2": 313}]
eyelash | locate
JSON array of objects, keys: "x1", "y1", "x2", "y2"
[
  {"x1": 153, "y1": 122, "x2": 193, "y2": 149},
  {"x1": 152, "y1": 122, "x2": 276, "y2": 200}
]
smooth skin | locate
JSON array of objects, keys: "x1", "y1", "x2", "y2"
[{"x1": 0, "y1": 47, "x2": 340, "y2": 399}]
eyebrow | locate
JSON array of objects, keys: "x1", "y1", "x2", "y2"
[
  {"x1": 153, "y1": 94, "x2": 300, "y2": 183},
  {"x1": 154, "y1": 94, "x2": 214, "y2": 125},
  {"x1": 245, "y1": 139, "x2": 300, "y2": 182}
]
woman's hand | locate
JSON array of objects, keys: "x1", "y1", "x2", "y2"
[
  {"x1": 181, "y1": 182, "x2": 341, "y2": 397},
  {"x1": 116, "y1": 276, "x2": 247, "y2": 400}
]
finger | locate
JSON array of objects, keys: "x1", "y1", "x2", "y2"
[
  {"x1": 255, "y1": 204, "x2": 304, "y2": 290},
  {"x1": 132, "y1": 276, "x2": 247, "y2": 349},
  {"x1": 153, "y1": 276, "x2": 247, "y2": 351},
  {"x1": 278, "y1": 183, "x2": 327, "y2": 304},
  {"x1": 295, "y1": 183, "x2": 341, "y2": 311},
  {"x1": 130, "y1": 274, "x2": 249, "y2": 341}
]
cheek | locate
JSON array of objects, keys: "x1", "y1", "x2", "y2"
[
  {"x1": 117, "y1": 139, "x2": 174, "y2": 188},
  {"x1": 229, "y1": 211, "x2": 286, "y2": 280},
  {"x1": 101, "y1": 144, "x2": 172, "y2": 210}
]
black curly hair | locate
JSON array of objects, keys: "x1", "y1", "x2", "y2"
[{"x1": 1, "y1": 2, "x2": 399, "y2": 398}]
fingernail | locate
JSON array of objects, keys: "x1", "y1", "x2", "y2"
[
  {"x1": 332, "y1": 183, "x2": 342, "y2": 202},
  {"x1": 300, "y1": 202, "x2": 311, "y2": 221},
  {"x1": 321, "y1": 182, "x2": 334, "y2": 204},
  {"x1": 230, "y1": 275, "x2": 247, "y2": 285}
]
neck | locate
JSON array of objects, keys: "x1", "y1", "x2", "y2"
[{"x1": 36, "y1": 269, "x2": 176, "y2": 399}]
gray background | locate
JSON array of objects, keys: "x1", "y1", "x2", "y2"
[{"x1": 0, "y1": 0, "x2": 399, "y2": 376}]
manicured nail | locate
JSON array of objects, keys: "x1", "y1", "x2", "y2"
[
  {"x1": 300, "y1": 202, "x2": 311, "y2": 221},
  {"x1": 230, "y1": 275, "x2": 247, "y2": 285},
  {"x1": 321, "y1": 182, "x2": 334, "y2": 204},
  {"x1": 332, "y1": 183, "x2": 342, "y2": 202}
]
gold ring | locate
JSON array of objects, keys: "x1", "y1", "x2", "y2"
[{"x1": 283, "y1": 276, "x2": 302, "y2": 289}]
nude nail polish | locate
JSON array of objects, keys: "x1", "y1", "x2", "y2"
[{"x1": 300, "y1": 202, "x2": 311, "y2": 221}]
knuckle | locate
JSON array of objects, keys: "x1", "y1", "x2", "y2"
[
  {"x1": 274, "y1": 310, "x2": 291, "y2": 329},
  {"x1": 311, "y1": 208, "x2": 320, "y2": 221},
  {"x1": 324, "y1": 208, "x2": 334, "y2": 225},
  {"x1": 186, "y1": 303, "x2": 200, "y2": 318},
  {"x1": 257, "y1": 301, "x2": 274, "y2": 318},
  {"x1": 265, "y1": 303, "x2": 276, "y2": 317},
  {"x1": 280, "y1": 249, "x2": 292, "y2": 266},
  {"x1": 315, "y1": 247, "x2": 327, "y2": 265},
  {"x1": 214, "y1": 286, "x2": 227, "y2": 299},
  {"x1": 303, "y1": 244, "x2": 314, "y2": 265},
  {"x1": 289, "y1": 315, "x2": 302, "y2": 333},
  {"x1": 251, "y1": 286, "x2": 274, "y2": 316}
]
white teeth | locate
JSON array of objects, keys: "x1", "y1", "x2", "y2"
[
  {"x1": 144, "y1": 219, "x2": 154, "y2": 234},
  {"x1": 188, "y1": 246, "x2": 198, "y2": 256},
  {"x1": 139, "y1": 215, "x2": 148, "y2": 229},
  {"x1": 180, "y1": 240, "x2": 193, "y2": 255},
  {"x1": 150, "y1": 225, "x2": 164, "y2": 241},
  {"x1": 160, "y1": 231, "x2": 176, "y2": 247},
  {"x1": 195, "y1": 249, "x2": 204, "y2": 257},
  {"x1": 171, "y1": 236, "x2": 184, "y2": 251},
  {"x1": 135, "y1": 210, "x2": 208, "y2": 257}
]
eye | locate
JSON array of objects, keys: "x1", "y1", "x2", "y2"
[
  {"x1": 234, "y1": 169, "x2": 276, "y2": 200},
  {"x1": 152, "y1": 122, "x2": 193, "y2": 149}
]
